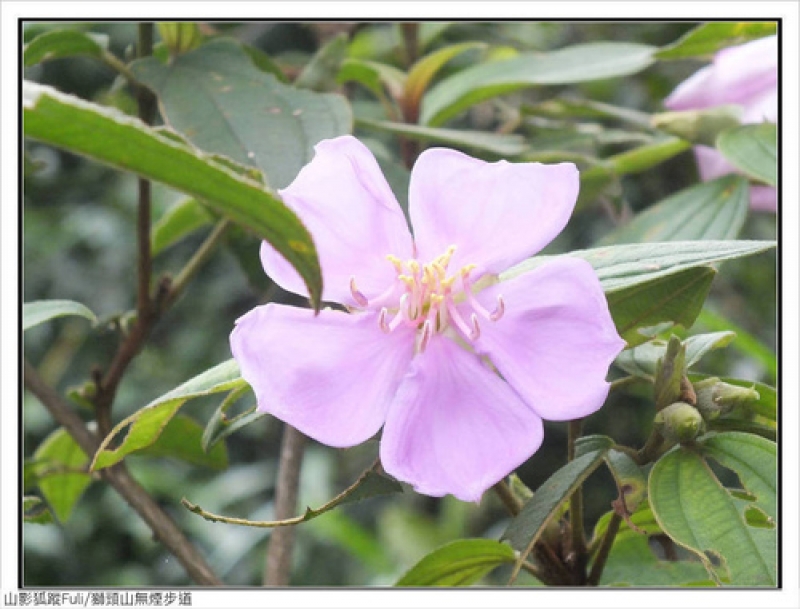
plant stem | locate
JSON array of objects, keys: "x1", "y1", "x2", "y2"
[
  {"x1": 161, "y1": 220, "x2": 230, "y2": 311},
  {"x1": 93, "y1": 22, "x2": 159, "y2": 438},
  {"x1": 492, "y1": 480, "x2": 522, "y2": 516},
  {"x1": 567, "y1": 418, "x2": 587, "y2": 584},
  {"x1": 136, "y1": 23, "x2": 156, "y2": 320},
  {"x1": 24, "y1": 360, "x2": 222, "y2": 585},
  {"x1": 587, "y1": 512, "x2": 622, "y2": 586},
  {"x1": 264, "y1": 424, "x2": 306, "y2": 585}
]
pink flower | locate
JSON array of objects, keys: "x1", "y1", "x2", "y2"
[
  {"x1": 665, "y1": 35, "x2": 778, "y2": 212},
  {"x1": 230, "y1": 136, "x2": 624, "y2": 502}
]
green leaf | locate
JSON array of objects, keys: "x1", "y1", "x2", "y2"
[
  {"x1": 23, "y1": 29, "x2": 108, "y2": 67},
  {"x1": 606, "y1": 449, "x2": 648, "y2": 513},
  {"x1": 422, "y1": 42, "x2": 656, "y2": 126},
  {"x1": 356, "y1": 118, "x2": 527, "y2": 157},
  {"x1": 592, "y1": 500, "x2": 714, "y2": 586},
  {"x1": 696, "y1": 308, "x2": 776, "y2": 382},
  {"x1": 689, "y1": 374, "x2": 776, "y2": 425},
  {"x1": 91, "y1": 360, "x2": 245, "y2": 471},
  {"x1": 578, "y1": 137, "x2": 691, "y2": 208},
  {"x1": 395, "y1": 539, "x2": 515, "y2": 586},
  {"x1": 201, "y1": 385, "x2": 264, "y2": 452},
  {"x1": 617, "y1": 331, "x2": 737, "y2": 380},
  {"x1": 700, "y1": 432, "x2": 776, "y2": 520},
  {"x1": 23, "y1": 80, "x2": 323, "y2": 310},
  {"x1": 717, "y1": 123, "x2": 777, "y2": 187},
  {"x1": 600, "y1": 525, "x2": 714, "y2": 586},
  {"x1": 656, "y1": 22, "x2": 777, "y2": 60},
  {"x1": 33, "y1": 429, "x2": 92, "y2": 522},
  {"x1": 653, "y1": 336, "x2": 686, "y2": 410},
  {"x1": 649, "y1": 446, "x2": 776, "y2": 585},
  {"x1": 501, "y1": 240, "x2": 776, "y2": 293},
  {"x1": 337, "y1": 58, "x2": 407, "y2": 100},
  {"x1": 404, "y1": 42, "x2": 487, "y2": 110},
  {"x1": 23, "y1": 299, "x2": 97, "y2": 331},
  {"x1": 607, "y1": 266, "x2": 715, "y2": 347},
  {"x1": 151, "y1": 197, "x2": 214, "y2": 256},
  {"x1": 138, "y1": 414, "x2": 228, "y2": 469},
  {"x1": 502, "y1": 444, "x2": 610, "y2": 553},
  {"x1": 132, "y1": 38, "x2": 352, "y2": 190},
  {"x1": 600, "y1": 176, "x2": 749, "y2": 245},
  {"x1": 524, "y1": 97, "x2": 653, "y2": 129},
  {"x1": 294, "y1": 33, "x2": 349, "y2": 92},
  {"x1": 23, "y1": 496, "x2": 55, "y2": 525}
]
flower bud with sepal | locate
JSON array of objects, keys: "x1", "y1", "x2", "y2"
[
  {"x1": 157, "y1": 23, "x2": 203, "y2": 57},
  {"x1": 654, "y1": 401, "x2": 705, "y2": 444},
  {"x1": 694, "y1": 377, "x2": 761, "y2": 421}
]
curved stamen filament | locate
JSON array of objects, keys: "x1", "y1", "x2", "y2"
[
  {"x1": 374, "y1": 246, "x2": 503, "y2": 345},
  {"x1": 349, "y1": 277, "x2": 369, "y2": 307}
]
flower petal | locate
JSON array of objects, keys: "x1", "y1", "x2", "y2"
[
  {"x1": 230, "y1": 304, "x2": 415, "y2": 447},
  {"x1": 408, "y1": 148, "x2": 579, "y2": 275},
  {"x1": 664, "y1": 36, "x2": 777, "y2": 112},
  {"x1": 694, "y1": 145, "x2": 777, "y2": 213},
  {"x1": 380, "y1": 336, "x2": 544, "y2": 502},
  {"x1": 260, "y1": 136, "x2": 414, "y2": 304},
  {"x1": 473, "y1": 257, "x2": 625, "y2": 421}
]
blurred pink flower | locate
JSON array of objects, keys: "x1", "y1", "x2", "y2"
[
  {"x1": 230, "y1": 136, "x2": 624, "y2": 502},
  {"x1": 665, "y1": 35, "x2": 778, "y2": 212}
]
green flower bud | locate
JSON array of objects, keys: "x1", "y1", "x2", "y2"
[
  {"x1": 694, "y1": 378, "x2": 760, "y2": 421},
  {"x1": 157, "y1": 22, "x2": 202, "y2": 56},
  {"x1": 655, "y1": 401, "x2": 705, "y2": 444},
  {"x1": 651, "y1": 106, "x2": 742, "y2": 147}
]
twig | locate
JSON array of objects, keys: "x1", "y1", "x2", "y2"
[
  {"x1": 161, "y1": 220, "x2": 230, "y2": 311},
  {"x1": 24, "y1": 360, "x2": 222, "y2": 585},
  {"x1": 264, "y1": 424, "x2": 307, "y2": 585},
  {"x1": 587, "y1": 512, "x2": 622, "y2": 586},
  {"x1": 492, "y1": 480, "x2": 522, "y2": 516},
  {"x1": 567, "y1": 418, "x2": 587, "y2": 584}
]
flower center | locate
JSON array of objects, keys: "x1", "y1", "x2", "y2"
[{"x1": 349, "y1": 245, "x2": 504, "y2": 352}]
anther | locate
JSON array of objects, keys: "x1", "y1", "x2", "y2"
[
  {"x1": 491, "y1": 295, "x2": 505, "y2": 321},
  {"x1": 386, "y1": 254, "x2": 404, "y2": 273},
  {"x1": 469, "y1": 313, "x2": 481, "y2": 341},
  {"x1": 349, "y1": 277, "x2": 369, "y2": 307}
]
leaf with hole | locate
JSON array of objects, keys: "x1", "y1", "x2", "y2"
[
  {"x1": 91, "y1": 360, "x2": 244, "y2": 471},
  {"x1": 138, "y1": 414, "x2": 229, "y2": 469},
  {"x1": 395, "y1": 539, "x2": 515, "y2": 586},
  {"x1": 648, "y1": 445, "x2": 776, "y2": 585}
]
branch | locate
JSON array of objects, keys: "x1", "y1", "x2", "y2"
[
  {"x1": 264, "y1": 424, "x2": 307, "y2": 585},
  {"x1": 587, "y1": 512, "x2": 622, "y2": 586},
  {"x1": 24, "y1": 360, "x2": 222, "y2": 586},
  {"x1": 567, "y1": 418, "x2": 587, "y2": 584}
]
